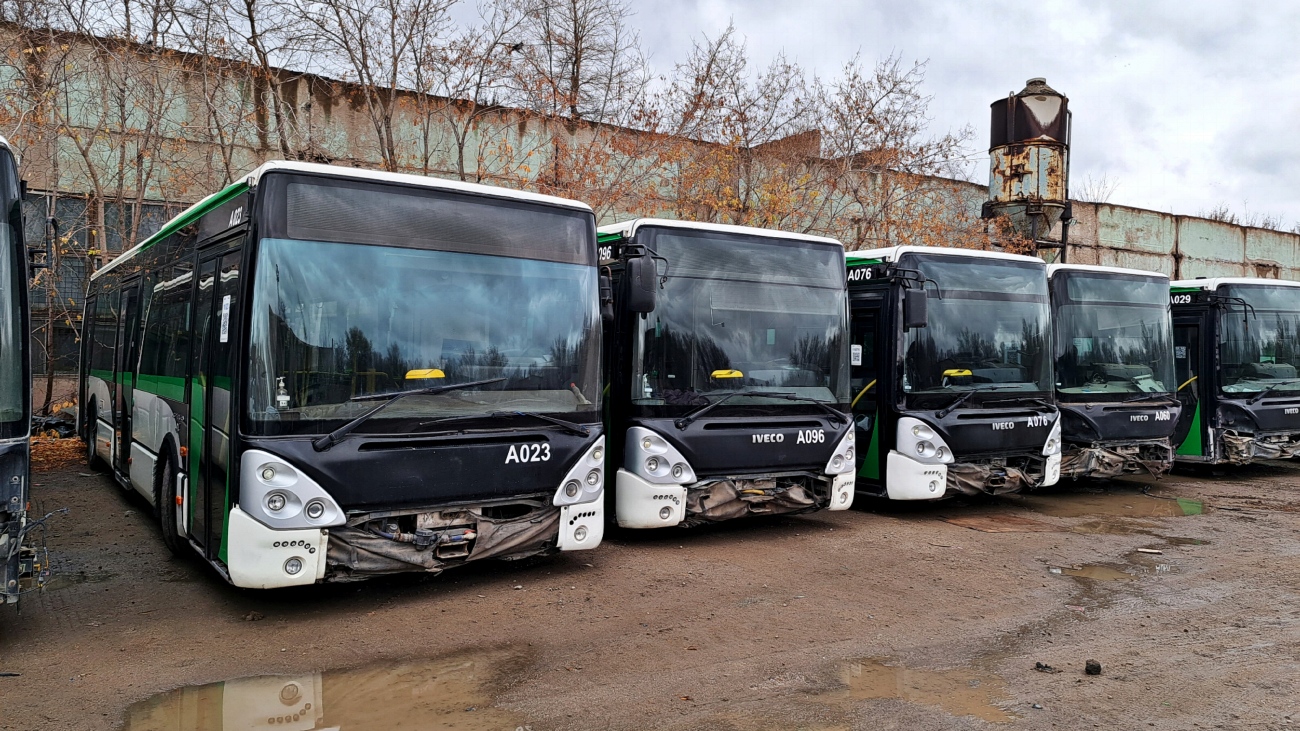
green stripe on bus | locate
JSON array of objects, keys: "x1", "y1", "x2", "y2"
[
  {"x1": 1175, "y1": 401, "x2": 1204, "y2": 456},
  {"x1": 90, "y1": 181, "x2": 249, "y2": 282},
  {"x1": 136, "y1": 374, "x2": 187, "y2": 402},
  {"x1": 858, "y1": 410, "x2": 881, "y2": 481}
]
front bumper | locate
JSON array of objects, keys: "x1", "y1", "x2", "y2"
[
  {"x1": 1222, "y1": 430, "x2": 1300, "y2": 464},
  {"x1": 614, "y1": 468, "x2": 839, "y2": 528},
  {"x1": 885, "y1": 450, "x2": 1058, "y2": 500},
  {"x1": 1061, "y1": 440, "x2": 1173, "y2": 479}
]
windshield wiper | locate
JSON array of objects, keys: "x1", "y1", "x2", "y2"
[
  {"x1": 984, "y1": 395, "x2": 1054, "y2": 409},
  {"x1": 674, "y1": 390, "x2": 771, "y2": 429},
  {"x1": 744, "y1": 392, "x2": 848, "y2": 424},
  {"x1": 934, "y1": 385, "x2": 1022, "y2": 419},
  {"x1": 418, "y1": 410, "x2": 590, "y2": 437},
  {"x1": 1246, "y1": 378, "x2": 1300, "y2": 405},
  {"x1": 1120, "y1": 393, "x2": 1179, "y2": 405},
  {"x1": 312, "y1": 377, "x2": 507, "y2": 452}
]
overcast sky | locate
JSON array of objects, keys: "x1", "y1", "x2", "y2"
[{"x1": 628, "y1": 0, "x2": 1300, "y2": 229}]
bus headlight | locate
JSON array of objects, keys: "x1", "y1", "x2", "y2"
[
  {"x1": 304, "y1": 500, "x2": 326, "y2": 520},
  {"x1": 554, "y1": 436, "x2": 606, "y2": 507},
  {"x1": 1042, "y1": 416, "x2": 1062, "y2": 457},
  {"x1": 897, "y1": 417, "x2": 954, "y2": 465},
  {"x1": 823, "y1": 429, "x2": 856, "y2": 475},
  {"x1": 627, "y1": 427, "x2": 696, "y2": 485},
  {"x1": 240, "y1": 450, "x2": 345, "y2": 530}
]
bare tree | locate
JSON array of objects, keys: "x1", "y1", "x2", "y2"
[
  {"x1": 1075, "y1": 172, "x2": 1119, "y2": 204},
  {"x1": 294, "y1": 0, "x2": 456, "y2": 171}
]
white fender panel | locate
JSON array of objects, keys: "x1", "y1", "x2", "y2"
[
  {"x1": 227, "y1": 506, "x2": 327, "y2": 589},
  {"x1": 615, "y1": 468, "x2": 685, "y2": 529},
  {"x1": 1042, "y1": 453, "x2": 1061, "y2": 487},
  {"x1": 885, "y1": 450, "x2": 947, "y2": 500},
  {"x1": 557, "y1": 499, "x2": 604, "y2": 551},
  {"x1": 827, "y1": 472, "x2": 855, "y2": 510},
  {"x1": 128, "y1": 441, "x2": 158, "y2": 503}
]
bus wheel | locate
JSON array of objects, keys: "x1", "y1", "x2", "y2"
[
  {"x1": 84, "y1": 402, "x2": 106, "y2": 472},
  {"x1": 156, "y1": 452, "x2": 184, "y2": 556}
]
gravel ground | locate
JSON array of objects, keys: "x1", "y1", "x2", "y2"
[{"x1": 1, "y1": 448, "x2": 1297, "y2": 730}]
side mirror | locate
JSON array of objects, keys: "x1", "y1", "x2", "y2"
[
  {"x1": 599, "y1": 272, "x2": 614, "y2": 322},
  {"x1": 903, "y1": 288, "x2": 927, "y2": 330},
  {"x1": 626, "y1": 256, "x2": 657, "y2": 313}
]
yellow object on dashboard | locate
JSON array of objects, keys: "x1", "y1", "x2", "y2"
[
  {"x1": 711, "y1": 369, "x2": 744, "y2": 379},
  {"x1": 942, "y1": 369, "x2": 973, "y2": 378},
  {"x1": 405, "y1": 368, "x2": 446, "y2": 379}
]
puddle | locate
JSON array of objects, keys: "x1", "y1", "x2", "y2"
[
  {"x1": 1020, "y1": 491, "x2": 1204, "y2": 519},
  {"x1": 120, "y1": 649, "x2": 525, "y2": 730},
  {"x1": 1050, "y1": 564, "x2": 1135, "y2": 581},
  {"x1": 42, "y1": 570, "x2": 114, "y2": 591},
  {"x1": 1162, "y1": 536, "x2": 1211, "y2": 546},
  {"x1": 835, "y1": 658, "x2": 1012, "y2": 723}
]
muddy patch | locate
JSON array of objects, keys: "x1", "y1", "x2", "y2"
[
  {"x1": 1017, "y1": 491, "x2": 1204, "y2": 519},
  {"x1": 119, "y1": 648, "x2": 527, "y2": 730},
  {"x1": 1050, "y1": 564, "x2": 1135, "y2": 581},
  {"x1": 42, "y1": 569, "x2": 114, "y2": 591},
  {"x1": 828, "y1": 658, "x2": 1013, "y2": 723}
]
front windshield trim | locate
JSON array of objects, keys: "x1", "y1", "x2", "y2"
[
  {"x1": 1216, "y1": 284, "x2": 1300, "y2": 398},
  {"x1": 243, "y1": 237, "x2": 602, "y2": 437},
  {"x1": 900, "y1": 252, "x2": 1052, "y2": 407},
  {"x1": 631, "y1": 227, "x2": 850, "y2": 411},
  {"x1": 1053, "y1": 272, "x2": 1176, "y2": 402}
]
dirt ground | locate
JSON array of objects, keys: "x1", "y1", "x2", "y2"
[{"x1": 2, "y1": 444, "x2": 1298, "y2": 731}]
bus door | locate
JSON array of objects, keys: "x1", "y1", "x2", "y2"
[
  {"x1": 189, "y1": 248, "x2": 241, "y2": 559},
  {"x1": 113, "y1": 279, "x2": 142, "y2": 475},
  {"x1": 849, "y1": 301, "x2": 883, "y2": 484},
  {"x1": 1172, "y1": 314, "x2": 1206, "y2": 457}
]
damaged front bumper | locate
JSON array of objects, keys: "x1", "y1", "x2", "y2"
[
  {"x1": 946, "y1": 452, "x2": 1059, "y2": 496},
  {"x1": 614, "y1": 468, "x2": 837, "y2": 528},
  {"x1": 323, "y1": 496, "x2": 602, "y2": 582},
  {"x1": 1060, "y1": 440, "x2": 1174, "y2": 479},
  {"x1": 1222, "y1": 430, "x2": 1300, "y2": 464}
]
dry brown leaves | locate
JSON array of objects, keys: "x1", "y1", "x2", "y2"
[{"x1": 30, "y1": 435, "x2": 86, "y2": 473}]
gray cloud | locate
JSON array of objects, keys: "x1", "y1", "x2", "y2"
[{"x1": 627, "y1": 0, "x2": 1300, "y2": 227}]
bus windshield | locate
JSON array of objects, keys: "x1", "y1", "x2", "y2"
[
  {"x1": 631, "y1": 227, "x2": 848, "y2": 408},
  {"x1": 1054, "y1": 272, "x2": 1174, "y2": 400},
  {"x1": 1219, "y1": 284, "x2": 1300, "y2": 396},
  {"x1": 901, "y1": 253, "x2": 1051, "y2": 407},
  {"x1": 246, "y1": 239, "x2": 600, "y2": 435}
]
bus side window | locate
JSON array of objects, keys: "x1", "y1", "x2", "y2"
[{"x1": 91, "y1": 294, "x2": 117, "y2": 376}]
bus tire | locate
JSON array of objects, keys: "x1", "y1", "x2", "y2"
[
  {"x1": 156, "y1": 450, "x2": 184, "y2": 556},
  {"x1": 84, "y1": 401, "x2": 106, "y2": 472}
]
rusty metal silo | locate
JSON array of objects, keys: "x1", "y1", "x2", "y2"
[{"x1": 984, "y1": 78, "x2": 1071, "y2": 259}]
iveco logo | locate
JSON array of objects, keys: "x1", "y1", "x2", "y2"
[
  {"x1": 752, "y1": 433, "x2": 785, "y2": 443},
  {"x1": 992, "y1": 421, "x2": 1015, "y2": 431},
  {"x1": 1130, "y1": 414, "x2": 1149, "y2": 422},
  {"x1": 1286, "y1": 408, "x2": 1300, "y2": 415}
]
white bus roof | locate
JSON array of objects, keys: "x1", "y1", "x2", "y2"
[
  {"x1": 1171, "y1": 277, "x2": 1300, "y2": 290},
  {"x1": 247, "y1": 160, "x2": 592, "y2": 212},
  {"x1": 599, "y1": 218, "x2": 843, "y2": 247},
  {"x1": 847, "y1": 245, "x2": 1045, "y2": 266},
  {"x1": 1048, "y1": 263, "x2": 1169, "y2": 280}
]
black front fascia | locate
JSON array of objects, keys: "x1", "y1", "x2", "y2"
[
  {"x1": 632, "y1": 414, "x2": 848, "y2": 477},
  {"x1": 913, "y1": 405, "x2": 1056, "y2": 459},
  {"x1": 244, "y1": 426, "x2": 602, "y2": 512},
  {"x1": 1058, "y1": 402, "x2": 1181, "y2": 445}
]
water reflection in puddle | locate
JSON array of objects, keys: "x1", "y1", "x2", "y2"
[
  {"x1": 1049, "y1": 564, "x2": 1135, "y2": 581},
  {"x1": 120, "y1": 650, "x2": 525, "y2": 730},
  {"x1": 42, "y1": 570, "x2": 114, "y2": 591},
  {"x1": 836, "y1": 659, "x2": 1012, "y2": 723},
  {"x1": 1019, "y1": 491, "x2": 1204, "y2": 519}
]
